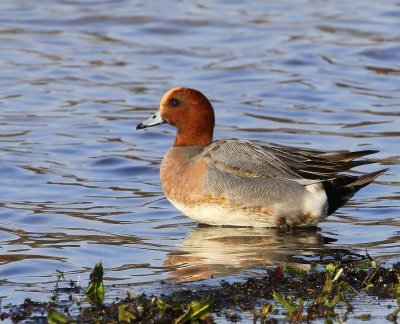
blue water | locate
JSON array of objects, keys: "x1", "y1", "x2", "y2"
[{"x1": 0, "y1": 1, "x2": 399, "y2": 317}]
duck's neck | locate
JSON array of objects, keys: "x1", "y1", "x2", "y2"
[{"x1": 173, "y1": 129, "x2": 213, "y2": 147}]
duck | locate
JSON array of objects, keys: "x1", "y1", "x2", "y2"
[{"x1": 137, "y1": 87, "x2": 386, "y2": 227}]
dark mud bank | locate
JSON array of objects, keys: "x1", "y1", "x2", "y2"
[{"x1": 2, "y1": 255, "x2": 400, "y2": 323}]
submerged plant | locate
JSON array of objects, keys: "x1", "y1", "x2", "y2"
[
  {"x1": 118, "y1": 304, "x2": 135, "y2": 323},
  {"x1": 387, "y1": 277, "x2": 400, "y2": 322},
  {"x1": 85, "y1": 262, "x2": 105, "y2": 305},
  {"x1": 174, "y1": 298, "x2": 212, "y2": 324},
  {"x1": 50, "y1": 270, "x2": 66, "y2": 302},
  {"x1": 260, "y1": 303, "x2": 276, "y2": 323},
  {"x1": 273, "y1": 291, "x2": 303, "y2": 322},
  {"x1": 47, "y1": 309, "x2": 74, "y2": 324}
]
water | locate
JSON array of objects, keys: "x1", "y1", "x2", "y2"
[{"x1": 0, "y1": 0, "x2": 399, "y2": 307}]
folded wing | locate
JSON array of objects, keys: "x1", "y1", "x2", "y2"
[{"x1": 201, "y1": 138, "x2": 379, "y2": 181}]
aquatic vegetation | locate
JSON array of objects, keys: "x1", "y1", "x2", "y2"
[
  {"x1": 259, "y1": 303, "x2": 276, "y2": 323},
  {"x1": 386, "y1": 279, "x2": 400, "y2": 322},
  {"x1": 174, "y1": 299, "x2": 212, "y2": 324},
  {"x1": 85, "y1": 262, "x2": 105, "y2": 306},
  {"x1": 48, "y1": 309, "x2": 74, "y2": 324},
  {"x1": 272, "y1": 291, "x2": 304, "y2": 321},
  {"x1": 1, "y1": 254, "x2": 400, "y2": 322},
  {"x1": 117, "y1": 304, "x2": 135, "y2": 323}
]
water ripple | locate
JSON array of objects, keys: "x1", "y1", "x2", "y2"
[{"x1": 0, "y1": 0, "x2": 399, "y2": 304}]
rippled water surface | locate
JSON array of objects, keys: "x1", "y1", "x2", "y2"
[{"x1": 1, "y1": 0, "x2": 399, "y2": 306}]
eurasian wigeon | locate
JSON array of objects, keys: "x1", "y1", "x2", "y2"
[{"x1": 137, "y1": 87, "x2": 386, "y2": 227}]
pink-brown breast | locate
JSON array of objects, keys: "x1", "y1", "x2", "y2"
[
  {"x1": 160, "y1": 147, "x2": 215, "y2": 205},
  {"x1": 160, "y1": 147, "x2": 276, "y2": 225}
]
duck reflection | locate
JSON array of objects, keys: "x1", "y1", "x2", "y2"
[{"x1": 165, "y1": 225, "x2": 339, "y2": 282}]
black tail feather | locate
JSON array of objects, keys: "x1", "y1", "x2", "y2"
[
  {"x1": 278, "y1": 147, "x2": 380, "y2": 177},
  {"x1": 323, "y1": 168, "x2": 388, "y2": 215},
  {"x1": 324, "y1": 150, "x2": 379, "y2": 162}
]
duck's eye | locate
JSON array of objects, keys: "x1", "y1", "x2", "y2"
[{"x1": 170, "y1": 98, "x2": 181, "y2": 107}]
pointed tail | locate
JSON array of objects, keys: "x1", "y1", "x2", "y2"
[{"x1": 323, "y1": 168, "x2": 388, "y2": 215}]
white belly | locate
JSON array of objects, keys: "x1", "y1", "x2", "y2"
[
  {"x1": 168, "y1": 198, "x2": 276, "y2": 227},
  {"x1": 166, "y1": 182, "x2": 328, "y2": 228}
]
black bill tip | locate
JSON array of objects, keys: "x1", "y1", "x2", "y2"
[{"x1": 136, "y1": 123, "x2": 145, "y2": 130}]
